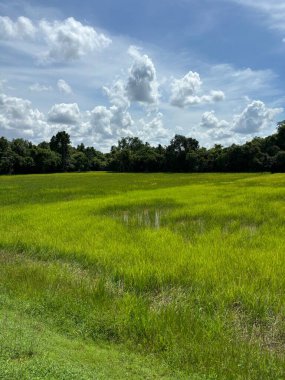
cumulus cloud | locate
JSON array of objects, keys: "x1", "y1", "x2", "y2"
[
  {"x1": 103, "y1": 80, "x2": 130, "y2": 109},
  {"x1": 39, "y1": 17, "x2": 111, "y2": 62},
  {"x1": 88, "y1": 77, "x2": 136, "y2": 142},
  {"x1": 110, "y1": 106, "x2": 133, "y2": 133},
  {"x1": 170, "y1": 71, "x2": 225, "y2": 108},
  {"x1": 57, "y1": 79, "x2": 73, "y2": 95},
  {"x1": 199, "y1": 111, "x2": 232, "y2": 143},
  {"x1": 100, "y1": 57, "x2": 166, "y2": 143},
  {"x1": 29, "y1": 83, "x2": 52, "y2": 92},
  {"x1": 170, "y1": 71, "x2": 202, "y2": 107},
  {"x1": 89, "y1": 106, "x2": 113, "y2": 138},
  {"x1": 200, "y1": 101, "x2": 283, "y2": 141},
  {"x1": 0, "y1": 93, "x2": 49, "y2": 138},
  {"x1": 201, "y1": 111, "x2": 230, "y2": 129},
  {"x1": 208, "y1": 90, "x2": 226, "y2": 102},
  {"x1": 48, "y1": 103, "x2": 81, "y2": 125},
  {"x1": 0, "y1": 16, "x2": 111, "y2": 63},
  {"x1": 126, "y1": 46, "x2": 159, "y2": 104},
  {"x1": 0, "y1": 94, "x2": 87, "y2": 142},
  {"x1": 137, "y1": 112, "x2": 169, "y2": 143},
  {"x1": 207, "y1": 128, "x2": 234, "y2": 142},
  {"x1": 232, "y1": 100, "x2": 283, "y2": 134},
  {"x1": 88, "y1": 105, "x2": 133, "y2": 141},
  {"x1": 0, "y1": 16, "x2": 36, "y2": 40}
]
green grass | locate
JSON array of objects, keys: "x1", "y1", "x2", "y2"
[
  {"x1": 0, "y1": 172, "x2": 285, "y2": 379},
  {"x1": 0, "y1": 307, "x2": 189, "y2": 380}
]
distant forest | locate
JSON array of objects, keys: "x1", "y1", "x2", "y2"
[{"x1": 1, "y1": 121, "x2": 285, "y2": 174}]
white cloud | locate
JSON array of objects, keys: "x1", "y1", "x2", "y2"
[
  {"x1": 199, "y1": 111, "x2": 232, "y2": 144},
  {"x1": 57, "y1": 79, "x2": 73, "y2": 95},
  {"x1": 89, "y1": 106, "x2": 113, "y2": 138},
  {"x1": 170, "y1": 71, "x2": 225, "y2": 108},
  {"x1": 0, "y1": 95, "x2": 88, "y2": 142},
  {"x1": 170, "y1": 71, "x2": 201, "y2": 107},
  {"x1": 39, "y1": 17, "x2": 111, "y2": 63},
  {"x1": 0, "y1": 16, "x2": 111, "y2": 63},
  {"x1": 99, "y1": 57, "x2": 166, "y2": 143},
  {"x1": 200, "y1": 101, "x2": 283, "y2": 141},
  {"x1": 47, "y1": 103, "x2": 81, "y2": 125},
  {"x1": 88, "y1": 76, "x2": 136, "y2": 142},
  {"x1": 232, "y1": 100, "x2": 283, "y2": 134},
  {"x1": 110, "y1": 106, "x2": 134, "y2": 133},
  {"x1": 206, "y1": 128, "x2": 234, "y2": 143},
  {"x1": 29, "y1": 83, "x2": 52, "y2": 92},
  {"x1": 103, "y1": 80, "x2": 130, "y2": 109},
  {"x1": 137, "y1": 112, "x2": 169, "y2": 143},
  {"x1": 0, "y1": 16, "x2": 36, "y2": 40},
  {"x1": 0, "y1": 92, "x2": 49, "y2": 139},
  {"x1": 126, "y1": 46, "x2": 159, "y2": 104},
  {"x1": 209, "y1": 90, "x2": 226, "y2": 102},
  {"x1": 88, "y1": 104, "x2": 133, "y2": 141},
  {"x1": 0, "y1": 87, "x2": 282, "y2": 149},
  {"x1": 0, "y1": 10, "x2": 283, "y2": 150},
  {"x1": 200, "y1": 110, "x2": 230, "y2": 129}
]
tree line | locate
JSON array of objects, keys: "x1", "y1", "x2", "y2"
[{"x1": 1, "y1": 121, "x2": 285, "y2": 174}]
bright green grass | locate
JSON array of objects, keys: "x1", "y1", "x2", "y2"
[{"x1": 0, "y1": 172, "x2": 285, "y2": 379}]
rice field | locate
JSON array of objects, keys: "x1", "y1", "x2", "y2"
[{"x1": 0, "y1": 172, "x2": 285, "y2": 379}]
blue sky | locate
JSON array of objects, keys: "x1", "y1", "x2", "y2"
[{"x1": 0, "y1": 0, "x2": 284, "y2": 150}]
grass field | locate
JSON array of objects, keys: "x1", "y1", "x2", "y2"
[{"x1": 0, "y1": 172, "x2": 285, "y2": 379}]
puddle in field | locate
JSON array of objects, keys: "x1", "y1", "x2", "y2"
[
  {"x1": 119, "y1": 209, "x2": 163, "y2": 229},
  {"x1": 99, "y1": 200, "x2": 262, "y2": 237},
  {"x1": 100, "y1": 199, "x2": 182, "y2": 230}
]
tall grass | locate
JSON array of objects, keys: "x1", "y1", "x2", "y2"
[{"x1": 0, "y1": 172, "x2": 285, "y2": 379}]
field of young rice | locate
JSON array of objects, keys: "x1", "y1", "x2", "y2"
[{"x1": 0, "y1": 172, "x2": 285, "y2": 379}]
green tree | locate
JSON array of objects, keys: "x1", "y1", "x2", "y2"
[
  {"x1": 32, "y1": 147, "x2": 61, "y2": 173},
  {"x1": 276, "y1": 121, "x2": 285, "y2": 150},
  {"x1": 272, "y1": 151, "x2": 285, "y2": 173},
  {"x1": 166, "y1": 135, "x2": 199, "y2": 172},
  {"x1": 0, "y1": 137, "x2": 14, "y2": 174},
  {"x1": 10, "y1": 139, "x2": 35, "y2": 173},
  {"x1": 70, "y1": 151, "x2": 89, "y2": 171},
  {"x1": 50, "y1": 131, "x2": 71, "y2": 171}
]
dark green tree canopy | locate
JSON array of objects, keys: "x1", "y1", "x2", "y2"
[
  {"x1": 1, "y1": 121, "x2": 285, "y2": 174},
  {"x1": 50, "y1": 131, "x2": 71, "y2": 171}
]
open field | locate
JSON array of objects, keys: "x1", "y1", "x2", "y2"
[{"x1": 0, "y1": 172, "x2": 285, "y2": 379}]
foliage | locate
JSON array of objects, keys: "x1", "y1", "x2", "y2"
[{"x1": 1, "y1": 121, "x2": 285, "y2": 174}]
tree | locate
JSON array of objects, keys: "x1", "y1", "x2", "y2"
[
  {"x1": 166, "y1": 135, "x2": 199, "y2": 171},
  {"x1": 50, "y1": 131, "x2": 71, "y2": 171},
  {"x1": 272, "y1": 151, "x2": 285, "y2": 173},
  {"x1": 70, "y1": 151, "x2": 89, "y2": 171},
  {"x1": 2, "y1": 121, "x2": 285, "y2": 175},
  {"x1": 0, "y1": 137, "x2": 14, "y2": 174},
  {"x1": 32, "y1": 147, "x2": 61, "y2": 173},
  {"x1": 10, "y1": 139, "x2": 35, "y2": 173},
  {"x1": 276, "y1": 121, "x2": 285, "y2": 150}
]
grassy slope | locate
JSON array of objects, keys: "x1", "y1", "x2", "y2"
[
  {"x1": 0, "y1": 172, "x2": 285, "y2": 379},
  {"x1": 0, "y1": 306, "x2": 188, "y2": 380}
]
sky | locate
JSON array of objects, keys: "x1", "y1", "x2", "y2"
[{"x1": 0, "y1": 0, "x2": 284, "y2": 150}]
